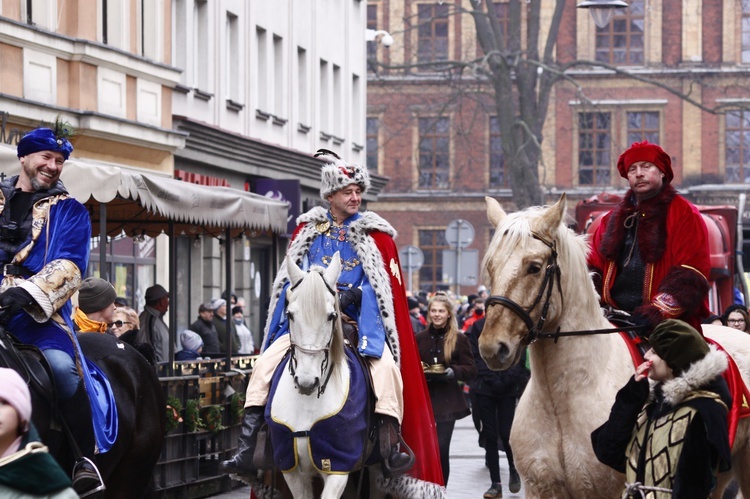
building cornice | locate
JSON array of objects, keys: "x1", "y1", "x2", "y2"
[{"x1": 0, "y1": 17, "x2": 182, "y2": 86}]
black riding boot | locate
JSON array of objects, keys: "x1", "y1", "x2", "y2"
[
  {"x1": 219, "y1": 406, "x2": 265, "y2": 474},
  {"x1": 59, "y1": 383, "x2": 105, "y2": 497},
  {"x1": 379, "y1": 415, "x2": 415, "y2": 478}
]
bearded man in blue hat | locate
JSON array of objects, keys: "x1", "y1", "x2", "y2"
[{"x1": 0, "y1": 121, "x2": 113, "y2": 495}]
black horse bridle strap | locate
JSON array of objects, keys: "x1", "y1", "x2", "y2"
[{"x1": 485, "y1": 232, "x2": 562, "y2": 343}]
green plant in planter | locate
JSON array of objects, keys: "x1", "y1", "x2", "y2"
[
  {"x1": 230, "y1": 392, "x2": 246, "y2": 425},
  {"x1": 165, "y1": 396, "x2": 184, "y2": 433},
  {"x1": 185, "y1": 399, "x2": 206, "y2": 433},
  {"x1": 201, "y1": 405, "x2": 225, "y2": 434}
]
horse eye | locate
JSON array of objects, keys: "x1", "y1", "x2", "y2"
[
  {"x1": 328, "y1": 312, "x2": 338, "y2": 321},
  {"x1": 528, "y1": 263, "x2": 542, "y2": 274}
]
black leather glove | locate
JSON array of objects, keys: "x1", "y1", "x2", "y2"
[
  {"x1": 339, "y1": 288, "x2": 362, "y2": 311},
  {"x1": 0, "y1": 287, "x2": 35, "y2": 323}
]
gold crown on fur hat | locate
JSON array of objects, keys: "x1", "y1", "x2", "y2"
[{"x1": 316, "y1": 149, "x2": 371, "y2": 200}]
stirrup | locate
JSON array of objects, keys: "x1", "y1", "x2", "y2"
[{"x1": 72, "y1": 457, "x2": 106, "y2": 498}]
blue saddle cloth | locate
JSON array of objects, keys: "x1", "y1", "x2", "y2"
[{"x1": 266, "y1": 348, "x2": 369, "y2": 473}]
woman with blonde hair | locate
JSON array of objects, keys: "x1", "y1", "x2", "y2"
[{"x1": 415, "y1": 293, "x2": 476, "y2": 484}]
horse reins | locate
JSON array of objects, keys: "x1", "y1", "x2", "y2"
[
  {"x1": 485, "y1": 232, "x2": 645, "y2": 344},
  {"x1": 286, "y1": 270, "x2": 338, "y2": 398}
]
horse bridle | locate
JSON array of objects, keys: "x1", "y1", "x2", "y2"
[
  {"x1": 485, "y1": 232, "x2": 563, "y2": 344},
  {"x1": 286, "y1": 270, "x2": 338, "y2": 398}
]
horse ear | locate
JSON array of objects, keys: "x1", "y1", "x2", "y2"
[
  {"x1": 540, "y1": 194, "x2": 567, "y2": 232},
  {"x1": 486, "y1": 196, "x2": 506, "y2": 227},
  {"x1": 286, "y1": 255, "x2": 305, "y2": 286},
  {"x1": 324, "y1": 251, "x2": 342, "y2": 286}
]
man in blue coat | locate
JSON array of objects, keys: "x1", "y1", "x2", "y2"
[{"x1": 0, "y1": 124, "x2": 116, "y2": 495}]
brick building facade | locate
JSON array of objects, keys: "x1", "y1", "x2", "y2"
[{"x1": 366, "y1": 0, "x2": 750, "y2": 295}]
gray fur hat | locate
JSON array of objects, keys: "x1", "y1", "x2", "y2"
[{"x1": 316, "y1": 149, "x2": 370, "y2": 200}]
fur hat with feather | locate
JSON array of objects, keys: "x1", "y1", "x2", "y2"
[{"x1": 316, "y1": 149, "x2": 371, "y2": 200}]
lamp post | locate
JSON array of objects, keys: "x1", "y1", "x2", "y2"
[
  {"x1": 577, "y1": 0, "x2": 629, "y2": 29},
  {"x1": 365, "y1": 29, "x2": 393, "y2": 47}
]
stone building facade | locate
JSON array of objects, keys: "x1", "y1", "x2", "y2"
[{"x1": 366, "y1": 0, "x2": 750, "y2": 295}]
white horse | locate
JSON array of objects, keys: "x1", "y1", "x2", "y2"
[
  {"x1": 479, "y1": 195, "x2": 750, "y2": 498},
  {"x1": 265, "y1": 253, "x2": 364, "y2": 499}
]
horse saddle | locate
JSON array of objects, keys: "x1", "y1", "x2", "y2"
[
  {"x1": 266, "y1": 345, "x2": 376, "y2": 473},
  {"x1": 0, "y1": 329, "x2": 56, "y2": 411}
]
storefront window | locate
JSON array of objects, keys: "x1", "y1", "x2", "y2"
[{"x1": 89, "y1": 233, "x2": 156, "y2": 312}]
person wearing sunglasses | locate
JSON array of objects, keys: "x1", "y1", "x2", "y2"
[
  {"x1": 111, "y1": 307, "x2": 139, "y2": 339},
  {"x1": 109, "y1": 306, "x2": 156, "y2": 367}
]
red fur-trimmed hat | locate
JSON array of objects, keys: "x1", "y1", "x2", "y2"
[{"x1": 616, "y1": 141, "x2": 673, "y2": 184}]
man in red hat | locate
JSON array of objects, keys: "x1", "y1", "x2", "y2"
[{"x1": 587, "y1": 141, "x2": 711, "y2": 333}]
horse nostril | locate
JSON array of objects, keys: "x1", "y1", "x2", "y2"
[{"x1": 498, "y1": 343, "x2": 510, "y2": 362}]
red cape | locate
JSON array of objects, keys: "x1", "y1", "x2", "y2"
[{"x1": 370, "y1": 231, "x2": 444, "y2": 485}]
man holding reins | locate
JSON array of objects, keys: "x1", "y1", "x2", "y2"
[
  {"x1": 587, "y1": 140, "x2": 711, "y2": 333},
  {"x1": 221, "y1": 150, "x2": 444, "y2": 492}
]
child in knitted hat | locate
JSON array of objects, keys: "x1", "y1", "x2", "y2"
[
  {"x1": 0, "y1": 368, "x2": 76, "y2": 497},
  {"x1": 591, "y1": 319, "x2": 731, "y2": 498},
  {"x1": 176, "y1": 330, "x2": 204, "y2": 361}
]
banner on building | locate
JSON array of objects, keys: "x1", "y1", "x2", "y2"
[{"x1": 254, "y1": 179, "x2": 301, "y2": 237}]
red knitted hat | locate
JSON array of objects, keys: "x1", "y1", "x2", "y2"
[{"x1": 616, "y1": 141, "x2": 673, "y2": 184}]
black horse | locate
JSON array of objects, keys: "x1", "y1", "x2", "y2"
[{"x1": 0, "y1": 327, "x2": 165, "y2": 498}]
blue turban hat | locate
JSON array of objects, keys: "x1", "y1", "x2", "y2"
[{"x1": 17, "y1": 127, "x2": 74, "y2": 161}]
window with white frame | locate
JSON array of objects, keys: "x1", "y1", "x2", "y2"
[
  {"x1": 273, "y1": 34, "x2": 284, "y2": 118},
  {"x1": 194, "y1": 0, "x2": 210, "y2": 91},
  {"x1": 256, "y1": 27, "x2": 268, "y2": 109},
  {"x1": 25, "y1": 0, "x2": 56, "y2": 31},
  {"x1": 333, "y1": 65, "x2": 342, "y2": 136},
  {"x1": 140, "y1": 0, "x2": 163, "y2": 62},
  {"x1": 173, "y1": 0, "x2": 189, "y2": 84},
  {"x1": 101, "y1": 0, "x2": 128, "y2": 50},
  {"x1": 320, "y1": 59, "x2": 330, "y2": 132},
  {"x1": 418, "y1": 117, "x2": 451, "y2": 189},
  {"x1": 626, "y1": 111, "x2": 659, "y2": 144},
  {"x1": 297, "y1": 47, "x2": 309, "y2": 127},
  {"x1": 742, "y1": 1, "x2": 750, "y2": 64},
  {"x1": 726, "y1": 109, "x2": 750, "y2": 183},
  {"x1": 578, "y1": 112, "x2": 612, "y2": 186},
  {"x1": 226, "y1": 12, "x2": 241, "y2": 102}
]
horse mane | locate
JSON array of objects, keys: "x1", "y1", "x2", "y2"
[
  {"x1": 482, "y1": 204, "x2": 604, "y2": 324},
  {"x1": 292, "y1": 265, "x2": 346, "y2": 373}
]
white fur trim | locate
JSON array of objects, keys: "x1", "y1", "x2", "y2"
[
  {"x1": 262, "y1": 208, "x2": 401, "y2": 366},
  {"x1": 660, "y1": 345, "x2": 728, "y2": 405}
]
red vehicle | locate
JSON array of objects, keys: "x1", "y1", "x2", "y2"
[{"x1": 574, "y1": 193, "x2": 747, "y2": 316}]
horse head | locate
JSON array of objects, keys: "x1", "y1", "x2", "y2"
[
  {"x1": 480, "y1": 195, "x2": 573, "y2": 370},
  {"x1": 285, "y1": 252, "x2": 344, "y2": 396}
]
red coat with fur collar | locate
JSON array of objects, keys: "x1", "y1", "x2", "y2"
[{"x1": 587, "y1": 185, "x2": 711, "y2": 331}]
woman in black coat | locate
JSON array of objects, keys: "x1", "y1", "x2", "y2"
[
  {"x1": 467, "y1": 317, "x2": 530, "y2": 498},
  {"x1": 415, "y1": 293, "x2": 477, "y2": 484}
]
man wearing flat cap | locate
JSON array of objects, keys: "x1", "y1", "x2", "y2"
[
  {"x1": 591, "y1": 319, "x2": 731, "y2": 497},
  {"x1": 588, "y1": 141, "x2": 711, "y2": 333},
  {"x1": 74, "y1": 277, "x2": 118, "y2": 333},
  {"x1": 0, "y1": 122, "x2": 109, "y2": 494},
  {"x1": 137, "y1": 284, "x2": 174, "y2": 363},
  {"x1": 189, "y1": 301, "x2": 221, "y2": 355}
]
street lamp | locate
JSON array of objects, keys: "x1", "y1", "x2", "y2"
[
  {"x1": 365, "y1": 29, "x2": 393, "y2": 47},
  {"x1": 577, "y1": 0, "x2": 629, "y2": 29}
]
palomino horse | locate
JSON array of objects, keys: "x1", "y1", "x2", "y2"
[
  {"x1": 264, "y1": 253, "x2": 374, "y2": 499},
  {"x1": 0, "y1": 327, "x2": 165, "y2": 498},
  {"x1": 479, "y1": 195, "x2": 750, "y2": 498}
]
